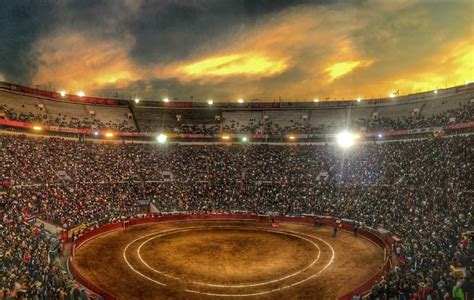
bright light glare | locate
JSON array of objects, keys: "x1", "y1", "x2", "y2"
[
  {"x1": 313, "y1": 98, "x2": 319, "y2": 102},
  {"x1": 357, "y1": 97, "x2": 362, "y2": 102},
  {"x1": 237, "y1": 99, "x2": 244, "y2": 103},
  {"x1": 163, "y1": 98, "x2": 169, "y2": 103},
  {"x1": 242, "y1": 136, "x2": 248, "y2": 142},
  {"x1": 33, "y1": 126, "x2": 42, "y2": 131},
  {"x1": 157, "y1": 133, "x2": 167, "y2": 144},
  {"x1": 208, "y1": 99, "x2": 214, "y2": 105},
  {"x1": 378, "y1": 133, "x2": 383, "y2": 138},
  {"x1": 434, "y1": 90, "x2": 438, "y2": 94},
  {"x1": 105, "y1": 132, "x2": 114, "y2": 138},
  {"x1": 59, "y1": 91, "x2": 66, "y2": 97},
  {"x1": 134, "y1": 98, "x2": 140, "y2": 104},
  {"x1": 77, "y1": 91, "x2": 85, "y2": 97},
  {"x1": 94, "y1": 131, "x2": 99, "y2": 136},
  {"x1": 336, "y1": 131, "x2": 356, "y2": 148},
  {"x1": 389, "y1": 92, "x2": 396, "y2": 98},
  {"x1": 288, "y1": 135, "x2": 296, "y2": 140},
  {"x1": 222, "y1": 135, "x2": 230, "y2": 140}
]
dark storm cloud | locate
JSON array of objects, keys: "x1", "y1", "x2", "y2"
[
  {"x1": 127, "y1": 0, "x2": 320, "y2": 64},
  {"x1": 0, "y1": 0, "x2": 135, "y2": 83},
  {"x1": 0, "y1": 1, "x2": 58, "y2": 83},
  {"x1": 1, "y1": 0, "x2": 472, "y2": 100},
  {"x1": 0, "y1": 0, "x2": 317, "y2": 83}
]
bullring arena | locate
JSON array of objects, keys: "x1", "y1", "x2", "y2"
[{"x1": 70, "y1": 215, "x2": 389, "y2": 300}]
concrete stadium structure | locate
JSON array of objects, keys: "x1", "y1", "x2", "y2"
[{"x1": 0, "y1": 81, "x2": 472, "y2": 140}]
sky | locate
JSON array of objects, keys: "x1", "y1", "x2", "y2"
[{"x1": 0, "y1": 0, "x2": 473, "y2": 102}]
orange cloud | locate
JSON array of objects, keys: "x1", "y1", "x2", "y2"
[
  {"x1": 180, "y1": 52, "x2": 287, "y2": 77},
  {"x1": 30, "y1": 2, "x2": 474, "y2": 101},
  {"x1": 32, "y1": 32, "x2": 140, "y2": 92},
  {"x1": 326, "y1": 60, "x2": 373, "y2": 81},
  {"x1": 391, "y1": 33, "x2": 474, "y2": 93}
]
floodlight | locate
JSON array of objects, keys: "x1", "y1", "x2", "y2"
[
  {"x1": 434, "y1": 90, "x2": 438, "y2": 94},
  {"x1": 105, "y1": 132, "x2": 114, "y2": 138},
  {"x1": 33, "y1": 126, "x2": 42, "y2": 131},
  {"x1": 357, "y1": 97, "x2": 362, "y2": 102},
  {"x1": 237, "y1": 99, "x2": 244, "y2": 104},
  {"x1": 59, "y1": 91, "x2": 66, "y2": 97},
  {"x1": 134, "y1": 98, "x2": 140, "y2": 104},
  {"x1": 77, "y1": 91, "x2": 85, "y2": 97},
  {"x1": 163, "y1": 98, "x2": 169, "y2": 103},
  {"x1": 313, "y1": 98, "x2": 319, "y2": 102},
  {"x1": 93, "y1": 131, "x2": 99, "y2": 136},
  {"x1": 389, "y1": 92, "x2": 396, "y2": 98},
  {"x1": 288, "y1": 135, "x2": 296, "y2": 140},
  {"x1": 157, "y1": 133, "x2": 167, "y2": 144},
  {"x1": 222, "y1": 135, "x2": 230, "y2": 140},
  {"x1": 241, "y1": 136, "x2": 248, "y2": 142},
  {"x1": 336, "y1": 131, "x2": 356, "y2": 148},
  {"x1": 378, "y1": 133, "x2": 383, "y2": 138},
  {"x1": 208, "y1": 99, "x2": 214, "y2": 105}
]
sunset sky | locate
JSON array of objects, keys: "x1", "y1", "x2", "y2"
[{"x1": 0, "y1": 0, "x2": 473, "y2": 101}]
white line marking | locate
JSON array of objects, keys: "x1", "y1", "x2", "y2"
[
  {"x1": 135, "y1": 226, "x2": 321, "y2": 287},
  {"x1": 184, "y1": 229, "x2": 336, "y2": 297}
]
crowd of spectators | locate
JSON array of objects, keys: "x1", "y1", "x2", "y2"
[
  {"x1": 0, "y1": 200, "x2": 89, "y2": 299},
  {"x1": 356, "y1": 104, "x2": 473, "y2": 132},
  {"x1": 221, "y1": 119, "x2": 335, "y2": 136},
  {"x1": 0, "y1": 104, "x2": 136, "y2": 132},
  {"x1": 2, "y1": 100, "x2": 472, "y2": 137},
  {"x1": 140, "y1": 123, "x2": 221, "y2": 135},
  {"x1": 0, "y1": 134, "x2": 472, "y2": 299}
]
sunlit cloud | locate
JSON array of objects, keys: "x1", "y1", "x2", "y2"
[
  {"x1": 326, "y1": 60, "x2": 373, "y2": 81},
  {"x1": 32, "y1": 32, "x2": 140, "y2": 92},
  {"x1": 25, "y1": 1, "x2": 474, "y2": 101},
  {"x1": 391, "y1": 32, "x2": 474, "y2": 92},
  {"x1": 180, "y1": 52, "x2": 287, "y2": 77}
]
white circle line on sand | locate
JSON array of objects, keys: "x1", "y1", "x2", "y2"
[
  {"x1": 123, "y1": 226, "x2": 246, "y2": 285},
  {"x1": 135, "y1": 226, "x2": 321, "y2": 288},
  {"x1": 122, "y1": 225, "x2": 335, "y2": 297},
  {"x1": 185, "y1": 229, "x2": 335, "y2": 297},
  {"x1": 122, "y1": 227, "x2": 202, "y2": 286}
]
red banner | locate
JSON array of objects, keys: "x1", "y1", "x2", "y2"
[
  {"x1": 445, "y1": 120, "x2": 474, "y2": 130},
  {"x1": 0, "y1": 119, "x2": 33, "y2": 128}
]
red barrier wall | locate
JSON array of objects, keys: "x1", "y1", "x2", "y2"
[
  {"x1": 69, "y1": 214, "x2": 391, "y2": 300},
  {"x1": 69, "y1": 258, "x2": 117, "y2": 300}
]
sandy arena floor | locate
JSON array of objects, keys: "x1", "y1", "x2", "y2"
[{"x1": 72, "y1": 220, "x2": 384, "y2": 300}]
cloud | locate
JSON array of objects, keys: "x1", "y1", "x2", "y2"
[
  {"x1": 2, "y1": 0, "x2": 474, "y2": 101},
  {"x1": 326, "y1": 60, "x2": 373, "y2": 82},
  {"x1": 0, "y1": 1, "x2": 58, "y2": 83},
  {"x1": 32, "y1": 32, "x2": 140, "y2": 92},
  {"x1": 179, "y1": 52, "x2": 288, "y2": 77},
  {"x1": 158, "y1": 3, "x2": 375, "y2": 98},
  {"x1": 391, "y1": 31, "x2": 474, "y2": 92}
]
